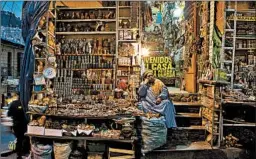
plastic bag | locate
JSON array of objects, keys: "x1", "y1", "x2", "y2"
[{"x1": 140, "y1": 116, "x2": 167, "y2": 154}]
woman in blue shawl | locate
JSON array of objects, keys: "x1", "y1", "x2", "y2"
[{"x1": 138, "y1": 70, "x2": 177, "y2": 128}]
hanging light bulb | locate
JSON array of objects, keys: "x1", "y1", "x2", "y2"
[
  {"x1": 141, "y1": 48, "x2": 150, "y2": 56},
  {"x1": 173, "y1": 7, "x2": 183, "y2": 18}
]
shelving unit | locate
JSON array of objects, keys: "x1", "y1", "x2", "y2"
[
  {"x1": 221, "y1": 2, "x2": 256, "y2": 89},
  {"x1": 27, "y1": 3, "x2": 141, "y2": 158},
  {"x1": 31, "y1": 5, "x2": 57, "y2": 104},
  {"x1": 199, "y1": 80, "x2": 229, "y2": 147},
  {"x1": 54, "y1": 5, "x2": 118, "y2": 95},
  {"x1": 116, "y1": 1, "x2": 141, "y2": 97}
]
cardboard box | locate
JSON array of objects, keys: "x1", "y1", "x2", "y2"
[
  {"x1": 27, "y1": 126, "x2": 45, "y2": 135},
  {"x1": 45, "y1": 129, "x2": 62, "y2": 137}
]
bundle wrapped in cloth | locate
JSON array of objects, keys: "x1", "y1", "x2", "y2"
[
  {"x1": 30, "y1": 143, "x2": 52, "y2": 159},
  {"x1": 140, "y1": 116, "x2": 167, "y2": 154}
]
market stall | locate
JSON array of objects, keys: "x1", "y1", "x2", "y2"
[{"x1": 17, "y1": 1, "x2": 256, "y2": 159}]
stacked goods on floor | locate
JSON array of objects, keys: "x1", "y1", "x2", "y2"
[{"x1": 169, "y1": 93, "x2": 198, "y2": 102}]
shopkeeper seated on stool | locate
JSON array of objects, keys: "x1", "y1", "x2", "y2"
[{"x1": 138, "y1": 70, "x2": 177, "y2": 128}]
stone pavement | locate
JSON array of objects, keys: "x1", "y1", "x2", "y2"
[{"x1": 1, "y1": 124, "x2": 16, "y2": 157}]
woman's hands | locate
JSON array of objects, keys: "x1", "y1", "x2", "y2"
[
  {"x1": 156, "y1": 97, "x2": 162, "y2": 105},
  {"x1": 143, "y1": 78, "x2": 149, "y2": 85}
]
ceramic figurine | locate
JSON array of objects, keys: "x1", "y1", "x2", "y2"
[
  {"x1": 37, "y1": 61, "x2": 44, "y2": 72},
  {"x1": 89, "y1": 11, "x2": 95, "y2": 19},
  {"x1": 84, "y1": 12, "x2": 89, "y2": 19},
  {"x1": 75, "y1": 12, "x2": 80, "y2": 19},
  {"x1": 38, "y1": 16, "x2": 46, "y2": 29},
  {"x1": 87, "y1": 70, "x2": 92, "y2": 80},
  {"x1": 106, "y1": 70, "x2": 112, "y2": 79},
  {"x1": 81, "y1": 12, "x2": 85, "y2": 19}
]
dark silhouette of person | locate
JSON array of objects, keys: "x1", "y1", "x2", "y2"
[{"x1": 7, "y1": 93, "x2": 29, "y2": 159}]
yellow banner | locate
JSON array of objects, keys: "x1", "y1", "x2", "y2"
[{"x1": 143, "y1": 57, "x2": 175, "y2": 78}]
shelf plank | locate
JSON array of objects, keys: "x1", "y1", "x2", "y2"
[
  {"x1": 118, "y1": 40, "x2": 138, "y2": 42},
  {"x1": 223, "y1": 47, "x2": 234, "y2": 50},
  {"x1": 174, "y1": 126, "x2": 206, "y2": 130},
  {"x1": 228, "y1": 19, "x2": 256, "y2": 22},
  {"x1": 26, "y1": 112, "x2": 132, "y2": 119},
  {"x1": 173, "y1": 102, "x2": 202, "y2": 106},
  {"x1": 56, "y1": 54, "x2": 115, "y2": 57},
  {"x1": 72, "y1": 68, "x2": 114, "y2": 71},
  {"x1": 56, "y1": 19, "x2": 116, "y2": 22},
  {"x1": 119, "y1": 6, "x2": 132, "y2": 9},
  {"x1": 25, "y1": 133, "x2": 134, "y2": 143},
  {"x1": 223, "y1": 123, "x2": 256, "y2": 127},
  {"x1": 56, "y1": 32, "x2": 116, "y2": 35},
  {"x1": 198, "y1": 80, "x2": 230, "y2": 86},
  {"x1": 57, "y1": 7, "x2": 116, "y2": 10},
  {"x1": 118, "y1": 28, "x2": 139, "y2": 31},
  {"x1": 175, "y1": 113, "x2": 201, "y2": 118},
  {"x1": 236, "y1": 48, "x2": 256, "y2": 50},
  {"x1": 223, "y1": 101, "x2": 256, "y2": 107},
  {"x1": 118, "y1": 65, "x2": 130, "y2": 67}
]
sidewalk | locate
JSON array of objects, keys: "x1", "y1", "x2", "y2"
[{"x1": 1, "y1": 123, "x2": 16, "y2": 157}]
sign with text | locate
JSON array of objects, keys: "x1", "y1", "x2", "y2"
[{"x1": 143, "y1": 56, "x2": 175, "y2": 78}]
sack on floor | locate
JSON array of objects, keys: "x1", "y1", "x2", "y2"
[
  {"x1": 31, "y1": 143, "x2": 52, "y2": 159},
  {"x1": 54, "y1": 142, "x2": 72, "y2": 159},
  {"x1": 140, "y1": 116, "x2": 167, "y2": 154}
]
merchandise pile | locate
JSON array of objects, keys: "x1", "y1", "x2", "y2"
[{"x1": 222, "y1": 89, "x2": 256, "y2": 102}]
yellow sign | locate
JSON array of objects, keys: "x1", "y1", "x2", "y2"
[{"x1": 143, "y1": 57, "x2": 175, "y2": 78}]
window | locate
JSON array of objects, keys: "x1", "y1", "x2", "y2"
[
  {"x1": 17, "y1": 52, "x2": 23, "y2": 76},
  {"x1": 7, "y1": 52, "x2": 12, "y2": 76}
]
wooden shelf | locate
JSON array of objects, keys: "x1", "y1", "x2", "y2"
[
  {"x1": 173, "y1": 102, "x2": 202, "y2": 107},
  {"x1": 27, "y1": 111, "x2": 131, "y2": 119},
  {"x1": 236, "y1": 9, "x2": 256, "y2": 13},
  {"x1": 56, "y1": 54, "x2": 115, "y2": 57},
  {"x1": 57, "y1": 7, "x2": 116, "y2": 10},
  {"x1": 118, "y1": 28, "x2": 139, "y2": 31},
  {"x1": 117, "y1": 75, "x2": 129, "y2": 77},
  {"x1": 228, "y1": 18, "x2": 256, "y2": 22},
  {"x1": 227, "y1": 36, "x2": 256, "y2": 40},
  {"x1": 236, "y1": 48, "x2": 256, "y2": 50},
  {"x1": 175, "y1": 113, "x2": 201, "y2": 118},
  {"x1": 26, "y1": 133, "x2": 134, "y2": 143},
  {"x1": 56, "y1": 19, "x2": 116, "y2": 22},
  {"x1": 119, "y1": 17, "x2": 131, "y2": 20},
  {"x1": 119, "y1": 6, "x2": 132, "y2": 9},
  {"x1": 222, "y1": 101, "x2": 256, "y2": 107},
  {"x1": 71, "y1": 68, "x2": 113, "y2": 71},
  {"x1": 35, "y1": 58, "x2": 46, "y2": 60},
  {"x1": 118, "y1": 40, "x2": 138, "y2": 42},
  {"x1": 223, "y1": 123, "x2": 256, "y2": 127},
  {"x1": 174, "y1": 126, "x2": 205, "y2": 130},
  {"x1": 198, "y1": 79, "x2": 230, "y2": 86},
  {"x1": 118, "y1": 65, "x2": 130, "y2": 67},
  {"x1": 56, "y1": 32, "x2": 116, "y2": 35},
  {"x1": 32, "y1": 90, "x2": 47, "y2": 94}
]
